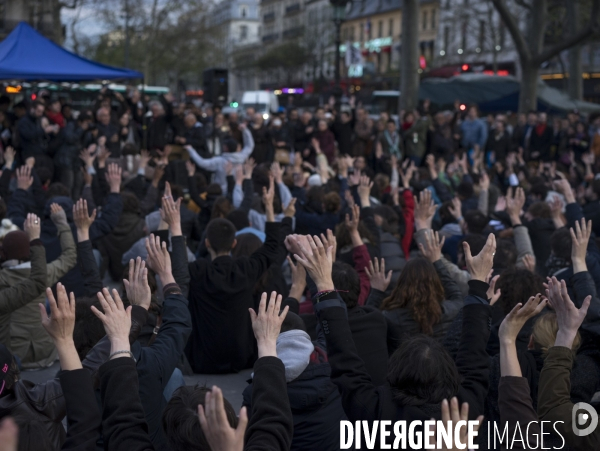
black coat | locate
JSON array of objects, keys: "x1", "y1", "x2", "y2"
[
  {"x1": 485, "y1": 130, "x2": 512, "y2": 162},
  {"x1": 16, "y1": 113, "x2": 45, "y2": 159},
  {"x1": 529, "y1": 125, "x2": 554, "y2": 161},
  {"x1": 313, "y1": 284, "x2": 491, "y2": 449},
  {"x1": 331, "y1": 120, "x2": 353, "y2": 155},
  {"x1": 182, "y1": 124, "x2": 208, "y2": 156},
  {"x1": 185, "y1": 222, "x2": 282, "y2": 373},
  {"x1": 243, "y1": 360, "x2": 347, "y2": 451}
]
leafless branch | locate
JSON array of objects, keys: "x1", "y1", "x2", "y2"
[
  {"x1": 513, "y1": 0, "x2": 532, "y2": 10},
  {"x1": 490, "y1": 0, "x2": 531, "y2": 61}
]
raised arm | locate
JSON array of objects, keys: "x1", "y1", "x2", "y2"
[
  {"x1": 41, "y1": 283, "x2": 101, "y2": 450},
  {"x1": 537, "y1": 277, "x2": 599, "y2": 450},
  {"x1": 418, "y1": 229, "x2": 462, "y2": 303},
  {"x1": 159, "y1": 182, "x2": 190, "y2": 295},
  {"x1": 185, "y1": 144, "x2": 222, "y2": 172},
  {"x1": 89, "y1": 163, "x2": 124, "y2": 241},
  {"x1": 73, "y1": 199, "x2": 103, "y2": 297},
  {"x1": 47, "y1": 204, "x2": 77, "y2": 285},
  {"x1": 0, "y1": 214, "x2": 47, "y2": 314}
]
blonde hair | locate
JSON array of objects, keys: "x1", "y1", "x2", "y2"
[{"x1": 532, "y1": 312, "x2": 581, "y2": 355}]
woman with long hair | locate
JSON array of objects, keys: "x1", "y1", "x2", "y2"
[{"x1": 380, "y1": 231, "x2": 463, "y2": 340}]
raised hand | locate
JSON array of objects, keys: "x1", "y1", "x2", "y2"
[
  {"x1": 91, "y1": 288, "x2": 132, "y2": 356},
  {"x1": 283, "y1": 198, "x2": 297, "y2": 218},
  {"x1": 345, "y1": 203, "x2": 360, "y2": 234},
  {"x1": 249, "y1": 291, "x2": 289, "y2": 358},
  {"x1": 438, "y1": 398, "x2": 483, "y2": 451},
  {"x1": 418, "y1": 229, "x2": 445, "y2": 263},
  {"x1": 198, "y1": 386, "x2": 247, "y2": 451},
  {"x1": 505, "y1": 187, "x2": 525, "y2": 224},
  {"x1": 79, "y1": 144, "x2": 97, "y2": 168},
  {"x1": 414, "y1": 189, "x2": 437, "y2": 230},
  {"x1": 50, "y1": 203, "x2": 68, "y2": 227},
  {"x1": 145, "y1": 234, "x2": 173, "y2": 283},
  {"x1": 243, "y1": 157, "x2": 256, "y2": 179},
  {"x1": 499, "y1": 294, "x2": 546, "y2": 345},
  {"x1": 486, "y1": 274, "x2": 501, "y2": 305},
  {"x1": 106, "y1": 163, "x2": 122, "y2": 193},
  {"x1": 123, "y1": 257, "x2": 151, "y2": 311},
  {"x1": 3, "y1": 146, "x2": 15, "y2": 169},
  {"x1": 357, "y1": 175, "x2": 373, "y2": 206},
  {"x1": 139, "y1": 149, "x2": 151, "y2": 169},
  {"x1": 73, "y1": 199, "x2": 96, "y2": 242},
  {"x1": 262, "y1": 175, "x2": 275, "y2": 222},
  {"x1": 479, "y1": 171, "x2": 490, "y2": 191},
  {"x1": 546, "y1": 276, "x2": 591, "y2": 348},
  {"x1": 185, "y1": 159, "x2": 196, "y2": 177},
  {"x1": 365, "y1": 257, "x2": 392, "y2": 292},
  {"x1": 160, "y1": 182, "x2": 182, "y2": 236},
  {"x1": 571, "y1": 218, "x2": 592, "y2": 272},
  {"x1": 16, "y1": 165, "x2": 33, "y2": 191},
  {"x1": 448, "y1": 197, "x2": 462, "y2": 221},
  {"x1": 40, "y1": 283, "x2": 76, "y2": 344},
  {"x1": 552, "y1": 179, "x2": 575, "y2": 204},
  {"x1": 287, "y1": 255, "x2": 307, "y2": 301},
  {"x1": 463, "y1": 233, "x2": 496, "y2": 282},
  {"x1": 270, "y1": 161, "x2": 283, "y2": 184},
  {"x1": 293, "y1": 235, "x2": 334, "y2": 292},
  {"x1": 522, "y1": 254, "x2": 536, "y2": 273},
  {"x1": 320, "y1": 229, "x2": 337, "y2": 262},
  {"x1": 23, "y1": 213, "x2": 40, "y2": 241}
]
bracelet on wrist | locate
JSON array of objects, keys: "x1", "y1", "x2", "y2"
[{"x1": 109, "y1": 350, "x2": 136, "y2": 362}]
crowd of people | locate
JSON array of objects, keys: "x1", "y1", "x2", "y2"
[{"x1": 0, "y1": 85, "x2": 599, "y2": 450}]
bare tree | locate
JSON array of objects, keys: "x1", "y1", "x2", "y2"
[{"x1": 491, "y1": 0, "x2": 600, "y2": 112}]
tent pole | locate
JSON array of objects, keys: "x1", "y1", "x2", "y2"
[{"x1": 142, "y1": 78, "x2": 147, "y2": 150}]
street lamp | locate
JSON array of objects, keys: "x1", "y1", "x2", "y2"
[{"x1": 330, "y1": 0, "x2": 350, "y2": 101}]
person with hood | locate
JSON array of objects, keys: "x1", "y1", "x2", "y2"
[
  {"x1": 3, "y1": 204, "x2": 76, "y2": 369},
  {"x1": 402, "y1": 110, "x2": 430, "y2": 166},
  {"x1": 185, "y1": 124, "x2": 255, "y2": 195},
  {"x1": 242, "y1": 312, "x2": 347, "y2": 451},
  {"x1": 7, "y1": 163, "x2": 124, "y2": 296}
]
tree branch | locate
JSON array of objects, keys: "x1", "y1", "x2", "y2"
[
  {"x1": 535, "y1": 0, "x2": 600, "y2": 64},
  {"x1": 491, "y1": 0, "x2": 532, "y2": 62}
]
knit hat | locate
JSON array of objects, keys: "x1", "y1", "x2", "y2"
[
  {"x1": 0, "y1": 344, "x2": 13, "y2": 395},
  {"x1": 0, "y1": 219, "x2": 18, "y2": 240},
  {"x1": 1, "y1": 231, "x2": 29, "y2": 262},
  {"x1": 276, "y1": 330, "x2": 314, "y2": 382}
]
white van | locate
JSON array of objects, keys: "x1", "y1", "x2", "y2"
[{"x1": 241, "y1": 91, "x2": 279, "y2": 121}]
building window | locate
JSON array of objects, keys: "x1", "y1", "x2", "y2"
[
  {"x1": 422, "y1": 11, "x2": 428, "y2": 30},
  {"x1": 478, "y1": 20, "x2": 485, "y2": 51},
  {"x1": 240, "y1": 4, "x2": 248, "y2": 18},
  {"x1": 378, "y1": 20, "x2": 383, "y2": 38},
  {"x1": 389, "y1": 18, "x2": 393, "y2": 36},
  {"x1": 431, "y1": 9, "x2": 436, "y2": 29},
  {"x1": 240, "y1": 25, "x2": 248, "y2": 41}
]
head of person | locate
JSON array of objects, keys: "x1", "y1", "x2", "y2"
[
  {"x1": 245, "y1": 107, "x2": 255, "y2": 119},
  {"x1": 525, "y1": 201, "x2": 551, "y2": 221},
  {"x1": 226, "y1": 209, "x2": 250, "y2": 231},
  {"x1": 331, "y1": 262, "x2": 360, "y2": 309},
  {"x1": 210, "y1": 196, "x2": 232, "y2": 220},
  {"x1": 387, "y1": 335, "x2": 459, "y2": 406},
  {"x1": 531, "y1": 312, "x2": 580, "y2": 355},
  {"x1": 493, "y1": 238, "x2": 517, "y2": 271},
  {"x1": 228, "y1": 112, "x2": 239, "y2": 125},
  {"x1": 322, "y1": 192, "x2": 341, "y2": 214},
  {"x1": 463, "y1": 210, "x2": 488, "y2": 235},
  {"x1": 381, "y1": 258, "x2": 444, "y2": 335},
  {"x1": 73, "y1": 296, "x2": 110, "y2": 360},
  {"x1": 403, "y1": 111, "x2": 414, "y2": 125},
  {"x1": 30, "y1": 100, "x2": 45, "y2": 118},
  {"x1": 289, "y1": 109, "x2": 299, "y2": 121},
  {"x1": 0, "y1": 231, "x2": 30, "y2": 263},
  {"x1": 456, "y1": 181, "x2": 474, "y2": 201},
  {"x1": 527, "y1": 111, "x2": 537, "y2": 125},
  {"x1": 496, "y1": 268, "x2": 545, "y2": 315},
  {"x1": 223, "y1": 138, "x2": 241, "y2": 154},
  {"x1": 495, "y1": 119, "x2": 505, "y2": 134},
  {"x1": 253, "y1": 112, "x2": 264, "y2": 127},
  {"x1": 576, "y1": 122, "x2": 586, "y2": 134},
  {"x1": 467, "y1": 105, "x2": 479, "y2": 120},
  {"x1": 354, "y1": 156, "x2": 366, "y2": 171},
  {"x1": 184, "y1": 113, "x2": 197, "y2": 128},
  {"x1": 49, "y1": 99, "x2": 61, "y2": 113},
  {"x1": 96, "y1": 107, "x2": 111, "y2": 126},
  {"x1": 162, "y1": 385, "x2": 238, "y2": 451},
  {"x1": 271, "y1": 117, "x2": 282, "y2": 129},
  {"x1": 205, "y1": 218, "x2": 237, "y2": 256},
  {"x1": 149, "y1": 100, "x2": 164, "y2": 118},
  {"x1": 318, "y1": 119, "x2": 328, "y2": 132},
  {"x1": 301, "y1": 111, "x2": 312, "y2": 124},
  {"x1": 538, "y1": 112, "x2": 547, "y2": 124},
  {"x1": 341, "y1": 111, "x2": 351, "y2": 124},
  {"x1": 386, "y1": 119, "x2": 397, "y2": 134},
  {"x1": 517, "y1": 113, "x2": 527, "y2": 125},
  {"x1": 550, "y1": 227, "x2": 572, "y2": 263},
  {"x1": 119, "y1": 112, "x2": 131, "y2": 127},
  {"x1": 231, "y1": 233, "x2": 262, "y2": 258}
]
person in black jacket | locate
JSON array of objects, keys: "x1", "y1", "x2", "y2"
[
  {"x1": 289, "y1": 232, "x2": 495, "y2": 448},
  {"x1": 185, "y1": 176, "x2": 282, "y2": 374},
  {"x1": 16, "y1": 101, "x2": 55, "y2": 161},
  {"x1": 241, "y1": 312, "x2": 346, "y2": 451},
  {"x1": 174, "y1": 113, "x2": 208, "y2": 156}
]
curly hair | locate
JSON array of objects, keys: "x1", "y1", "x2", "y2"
[
  {"x1": 496, "y1": 268, "x2": 545, "y2": 315},
  {"x1": 380, "y1": 258, "x2": 445, "y2": 335}
]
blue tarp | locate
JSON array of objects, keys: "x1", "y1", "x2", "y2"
[{"x1": 0, "y1": 22, "x2": 142, "y2": 81}]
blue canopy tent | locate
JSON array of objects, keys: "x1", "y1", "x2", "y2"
[{"x1": 0, "y1": 22, "x2": 142, "y2": 81}]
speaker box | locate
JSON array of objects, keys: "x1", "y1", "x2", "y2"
[{"x1": 203, "y1": 68, "x2": 228, "y2": 106}]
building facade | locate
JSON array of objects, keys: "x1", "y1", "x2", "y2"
[
  {"x1": 434, "y1": 0, "x2": 521, "y2": 76},
  {"x1": 339, "y1": 0, "x2": 438, "y2": 86},
  {"x1": 207, "y1": 0, "x2": 261, "y2": 100},
  {"x1": 0, "y1": 0, "x2": 62, "y2": 42}
]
